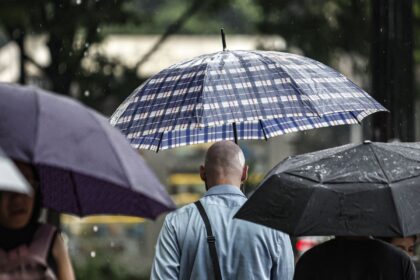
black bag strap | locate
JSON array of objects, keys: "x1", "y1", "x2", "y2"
[{"x1": 194, "y1": 200, "x2": 223, "y2": 280}]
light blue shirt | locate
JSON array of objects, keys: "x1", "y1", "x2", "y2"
[{"x1": 151, "y1": 185, "x2": 294, "y2": 280}]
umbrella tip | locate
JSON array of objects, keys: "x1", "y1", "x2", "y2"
[
  {"x1": 363, "y1": 140, "x2": 372, "y2": 144},
  {"x1": 220, "y1": 28, "x2": 226, "y2": 51}
]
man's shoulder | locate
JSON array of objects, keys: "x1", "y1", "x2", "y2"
[
  {"x1": 371, "y1": 239, "x2": 413, "y2": 260},
  {"x1": 164, "y1": 202, "x2": 197, "y2": 222}
]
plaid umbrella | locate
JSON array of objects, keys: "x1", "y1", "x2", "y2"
[{"x1": 111, "y1": 50, "x2": 387, "y2": 151}]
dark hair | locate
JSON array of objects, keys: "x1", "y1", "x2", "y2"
[{"x1": 376, "y1": 236, "x2": 417, "y2": 243}]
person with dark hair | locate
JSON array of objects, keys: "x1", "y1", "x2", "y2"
[
  {"x1": 378, "y1": 236, "x2": 417, "y2": 257},
  {"x1": 0, "y1": 161, "x2": 75, "y2": 280},
  {"x1": 294, "y1": 236, "x2": 416, "y2": 280},
  {"x1": 151, "y1": 141, "x2": 294, "y2": 280}
]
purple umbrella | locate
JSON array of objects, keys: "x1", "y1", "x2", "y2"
[{"x1": 0, "y1": 83, "x2": 175, "y2": 219}]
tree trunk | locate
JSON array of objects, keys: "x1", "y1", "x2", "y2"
[
  {"x1": 15, "y1": 29, "x2": 26, "y2": 85},
  {"x1": 370, "y1": 0, "x2": 414, "y2": 142},
  {"x1": 45, "y1": 34, "x2": 74, "y2": 96}
]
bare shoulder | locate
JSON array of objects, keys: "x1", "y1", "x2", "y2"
[
  {"x1": 51, "y1": 232, "x2": 76, "y2": 280},
  {"x1": 52, "y1": 232, "x2": 67, "y2": 258}
]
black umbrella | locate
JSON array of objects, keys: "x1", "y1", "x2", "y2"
[{"x1": 235, "y1": 141, "x2": 420, "y2": 237}]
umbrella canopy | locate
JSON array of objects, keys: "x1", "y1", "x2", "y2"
[
  {"x1": 235, "y1": 141, "x2": 420, "y2": 237},
  {"x1": 0, "y1": 146, "x2": 31, "y2": 195},
  {"x1": 111, "y1": 50, "x2": 387, "y2": 151},
  {"x1": 0, "y1": 83, "x2": 175, "y2": 219}
]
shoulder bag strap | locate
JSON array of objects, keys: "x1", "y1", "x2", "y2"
[
  {"x1": 29, "y1": 224, "x2": 57, "y2": 262},
  {"x1": 194, "y1": 200, "x2": 222, "y2": 280}
]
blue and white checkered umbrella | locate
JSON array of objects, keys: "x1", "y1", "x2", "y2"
[{"x1": 111, "y1": 50, "x2": 387, "y2": 151}]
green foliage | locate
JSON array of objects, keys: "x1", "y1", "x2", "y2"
[
  {"x1": 254, "y1": 0, "x2": 371, "y2": 63},
  {"x1": 0, "y1": 0, "x2": 262, "y2": 114},
  {"x1": 77, "y1": 53, "x2": 144, "y2": 116},
  {"x1": 0, "y1": 0, "x2": 143, "y2": 105},
  {"x1": 75, "y1": 252, "x2": 149, "y2": 280},
  {"x1": 106, "y1": 0, "x2": 262, "y2": 34}
]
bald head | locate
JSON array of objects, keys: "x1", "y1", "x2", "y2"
[{"x1": 200, "y1": 141, "x2": 248, "y2": 189}]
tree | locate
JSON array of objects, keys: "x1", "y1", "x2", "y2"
[
  {"x1": 0, "y1": 0, "x2": 140, "y2": 96},
  {"x1": 255, "y1": 0, "x2": 371, "y2": 64},
  {"x1": 0, "y1": 0, "x2": 238, "y2": 114}
]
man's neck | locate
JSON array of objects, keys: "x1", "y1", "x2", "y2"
[{"x1": 207, "y1": 183, "x2": 241, "y2": 190}]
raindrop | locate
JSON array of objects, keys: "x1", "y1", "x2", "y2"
[
  {"x1": 110, "y1": 241, "x2": 115, "y2": 248},
  {"x1": 90, "y1": 251, "x2": 96, "y2": 258},
  {"x1": 85, "y1": 42, "x2": 90, "y2": 48},
  {"x1": 84, "y1": 90, "x2": 90, "y2": 97},
  {"x1": 96, "y1": 27, "x2": 101, "y2": 33},
  {"x1": 93, "y1": 225, "x2": 98, "y2": 232},
  {"x1": 76, "y1": 0, "x2": 82, "y2": 4},
  {"x1": 379, "y1": 27, "x2": 383, "y2": 33},
  {"x1": 83, "y1": 51, "x2": 88, "y2": 57}
]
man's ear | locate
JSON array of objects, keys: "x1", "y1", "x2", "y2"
[
  {"x1": 200, "y1": 165, "x2": 206, "y2": 181},
  {"x1": 241, "y1": 165, "x2": 249, "y2": 182}
]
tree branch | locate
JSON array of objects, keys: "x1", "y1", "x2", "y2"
[
  {"x1": 23, "y1": 53, "x2": 46, "y2": 74},
  {"x1": 135, "y1": 0, "x2": 207, "y2": 70}
]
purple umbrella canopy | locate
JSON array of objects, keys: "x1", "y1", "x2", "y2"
[{"x1": 0, "y1": 83, "x2": 175, "y2": 219}]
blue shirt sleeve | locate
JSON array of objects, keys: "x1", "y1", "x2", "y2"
[
  {"x1": 272, "y1": 233, "x2": 295, "y2": 280},
  {"x1": 151, "y1": 216, "x2": 180, "y2": 280}
]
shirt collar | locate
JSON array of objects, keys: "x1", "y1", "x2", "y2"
[{"x1": 204, "y1": 184, "x2": 246, "y2": 198}]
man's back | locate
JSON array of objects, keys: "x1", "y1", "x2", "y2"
[
  {"x1": 294, "y1": 238, "x2": 416, "y2": 280},
  {"x1": 151, "y1": 185, "x2": 294, "y2": 280}
]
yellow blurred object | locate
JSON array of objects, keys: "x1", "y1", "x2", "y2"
[
  {"x1": 171, "y1": 192, "x2": 201, "y2": 206},
  {"x1": 248, "y1": 173, "x2": 264, "y2": 185},
  {"x1": 61, "y1": 214, "x2": 145, "y2": 224},
  {"x1": 168, "y1": 173, "x2": 203, "y2": 186}
]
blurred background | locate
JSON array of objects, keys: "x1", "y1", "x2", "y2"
[{"x1": 0, "y1": 0, "x2": 419, "y2": 278}]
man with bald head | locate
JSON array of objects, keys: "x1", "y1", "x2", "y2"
[{"x1": 151, "y1": 141, "x2": 294, "y2": 280}]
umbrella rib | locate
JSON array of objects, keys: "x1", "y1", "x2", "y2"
[
  {"x1": 293, "y1": 188, "x2": 317, "y2": 236},
  {"x1": 284, "y1": 171, "x2": 321, "y2": 184},
  {"x1": 70, "y1": 172, "x2": 83, "y2": 216},
  {"x1": 250, "y1": 51, "x2": 322, "y2": 118},
  {"x1": 284, "y1": 172, "x2": 392, "y2": 186},
  {"x1": 90, "y1": 111, "x2": 135, "y2": 191},
  {"x1": 368, "y1": 144, "x2": 392, "y2": 183},
  {"x1": 378, "y1": 145, "x2": 420, "y2": 164},
  {"x1": 388, "y1": 183, "x2": 405, "y2": 236},
  {"x1": 348, "y1": 111, "x2": 362, "y2": 124},
  {"x1": 32, "y1": 87, "x2": 41, "y2": 165}
]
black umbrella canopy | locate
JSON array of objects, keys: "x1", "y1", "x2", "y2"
[{"x1": 235, "y1": 141, "x2": 420, "y2": 237}]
